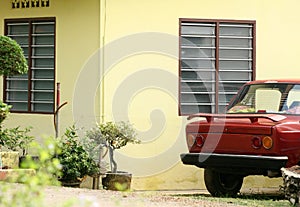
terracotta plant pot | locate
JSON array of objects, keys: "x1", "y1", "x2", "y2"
[{"x1": 102, "y1": 171, "x2": 132, "y2": 191}]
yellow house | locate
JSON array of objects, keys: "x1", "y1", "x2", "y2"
[{"x1": 0, "y1": 0, "x2": 299, "y2": 190}]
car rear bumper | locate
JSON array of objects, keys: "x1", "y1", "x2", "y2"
[{"x1": 180, "y1": 153, "x2": 288, "y2": 171}]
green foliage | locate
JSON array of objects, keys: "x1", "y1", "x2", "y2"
[
  {"x1": 98, "y1": 121, "x2": 140, "y2": 150},
  {"x1": 0, "y1": 101, "x2": 11, "y2": 124},
  {"x1": 0, "y1": 137, "x2": 62, "y2": 207},
  {"x1": 0, "y1": 126, "x2": 34, "y2": 155},
  {"x1": 87, "y1": 121, "x2": 140, "y2": 173},
  {"x1": 0, "y1": 35, "x2": 28, "y2": 76},
  {"x1": 82, "y1": 127, "x2": 109, "y2": 174},
  {"x1": 58, "y1": 125, "x2": 100, "y2": 182},
  {"x1": 83, "y1": 126, "x2": 106, "y2": 161},
  {"x1": 18, "y1": 137, "x2": 62, "y2": 186}
]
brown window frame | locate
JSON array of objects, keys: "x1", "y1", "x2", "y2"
[
  {"x1": 179, "y1": 18, "x2": 256, "y2": 115},
  {"x1": 4, "y1": 17, "x2": 56, "y2": 114}
]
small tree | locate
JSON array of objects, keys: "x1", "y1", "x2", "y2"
[
  {"x1": 0, "y1": 35, "x2": 28, "y2": 124},
  {"x1": 96, "y1": 121, "x2": 140, "y2": 173},
  {"x1": 0, "y1": 35, "x2": 28, "y2": 76},
  {"x1": 85, "y1": 121, "x2": 140, "y2": 173}
]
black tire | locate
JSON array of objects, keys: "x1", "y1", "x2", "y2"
[{"x1": 204, "y1": 168, "x2": 244, "y2": 197}]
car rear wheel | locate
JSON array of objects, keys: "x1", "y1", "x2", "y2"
[{"x1": 204, "y1": 168, "x2": 244, "y2": 197}]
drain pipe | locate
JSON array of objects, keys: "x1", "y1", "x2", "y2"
[
  {"x1": 54, "y1": 82, "x2": 68, "y2": 138},
  {"x1": 100, "y1": 0, "x2": 107, "y2": 123}
]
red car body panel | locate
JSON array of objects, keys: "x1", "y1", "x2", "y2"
[{"x1": 181, "y1": 80, "x2": 300, "y2": 176}]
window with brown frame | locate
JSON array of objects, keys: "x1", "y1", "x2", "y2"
[
  {"x1": 4, "y1": 18, "x2": 55, "y2": 113},
  {"x1": 179, "y1": 19, "x2": 255, "y2": 115}
]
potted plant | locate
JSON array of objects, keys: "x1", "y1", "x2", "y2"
[
  {"x1": 86, "y1": 121, "x2": 140, "y2": 191},
  {"x1": 0, "y1": 126, "x2": 34, "y2": 155},
  {"x1": 57, "y1": 125, "x2": 100, "y2": 187},
  {"x1": 0, "y1": 126, "x2": 34, "y2": 169}
]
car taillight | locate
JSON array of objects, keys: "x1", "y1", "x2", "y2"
[
  {"x1": 251, "y1": 136, "x2": 273, "y2": 150},
  {"x1": 262, "y1": 136, "x2": 273, "y2": 149},
  {"x1": 187, "y1": 134, "x2": 196, "y2": 149},
  {"x1": 187, "y1": 134, "x2": 205, "y2": 149},
  {"x1": 252, "y1": 137, "x2": 262, "y2": 149},
  {"x1": 195, "y1": 135, "x2": 205, "y2": 147}
]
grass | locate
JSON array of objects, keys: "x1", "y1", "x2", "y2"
[{"x1": 175, "y1": 192, "x2": 292, "y2": 207}]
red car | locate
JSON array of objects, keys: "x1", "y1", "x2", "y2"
[{"x1": 181, "y1": 80, "x2": 300, "y2": 197}]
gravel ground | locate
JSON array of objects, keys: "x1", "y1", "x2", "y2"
[{"x1": 43, "y1": 186, "x2": 249, "y2": 207}]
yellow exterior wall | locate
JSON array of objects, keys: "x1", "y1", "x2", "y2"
[
  {"x1": 0, "y1": 0, "x2": 101, "y2": 138},
  {"x1": 1, "y1": 0, "x2": 300, "y2": 190},
  {"x1": 101, "y1": 0, "x2": 297, "y2": 190}
]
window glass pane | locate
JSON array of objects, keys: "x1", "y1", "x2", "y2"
[
  {"x1": 7, "y1": 79, "x2": 28, "y2": 90},
  {"x1": 22, "y1": 47, "x2": 29, "y2": 56},
  {"x1": 219, "y1": 60, "x2": 251, "y2": 70},
  {"x1": 181, "y1": 71, "x2": 214, "y2": 81},
  {"x1": 32, "y1": 91, "x2": 54, "y2": 101},
  {"x1": 31, "y1": 103, "x2": 53, "y2": 112},
  {"x1": 32, "y1": 47, "x2": 54, "y2": 56},
  {"x1": 7, "y1": 91, "x2": 28, "y2": 101},
  {"x1": 219, "y1": 82, "x2": 245, "y2": 92},
  {"x1": 7, "y1": 23, "x2": 29, "y2": 35},
  {"x1": 181, "y1": 82, "x2": 214, "y2": 93},
  {"x1": 219, "y1": 38, "x2": 252, "y2": 48},
  {"x1": 9, "y1": 102, "x2": 28, "y2": 111},
  {"x1": 181, "y1": 48, "x2": 215, "y2": 58},
  {"x1": 33, "y1": 36, "x2": 54, "y2": 45},
  {"x1": 181, "y1": 37, "x2": 215, "y2": 47},
  {"x1": 219, "y1": 49, "x2": 251, "y2": 59},
  {"x1": 218, "y1": 104, "x2": 228, "y2": 113},
  {"x1": 181, "y1": 24, "x2": 215, "y2": 35},
  {"x1": 181, "y1": 94, "x2": 212, "y2": 103},
  {"x1": 181, "y1": 105, "x2": 212, "y2": 114},
  {"x1": 219, "y1": 93, "x2": 235, "y2": 104},
  {"x1": 11, "y1": 73, "x2": 28, "y2": 79},
  {"x1": 220, "y1": 24, "x2": 252, "y2": 37},
  {"x1": 181, "y1": 59, "x2": 215, "y2": 69},
  {"x1": 33, "y1": 23, "x2": 54, "y2": 34},
  {"x1": 32, "y1": 80, "x2": 54, "y2": 90},
  {"x1": 32, "y1": 58, "x2": 54, "y2": 68},
  {"x1": 219, "y1": 71, "x2": 251, "y2": 81},
  {"x1": 10, "y1": 36, "x2": 29, "y2": 45},
  {"x1": 32, "y1": 69, "x2": 54, "y2": 79},
  {"x1": 219, "y1": 93, "x2": 236, "y2": 113}
]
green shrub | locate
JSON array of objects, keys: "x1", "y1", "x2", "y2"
[
  {"x1": 0, "y1": 126, "x2": 34, "y2": 155},
  {"x1": 58, "y1": 125, "x2": 100, "y2": 182},
  {"x1": 0, "y1": 101, "x2": 11, "y2": 124},
  {"x1": 0, "y1": 35, "x2": 28, "y2": 76},
  {"x1": 0, "y1": 137, "x2": 62, "y2": 207}
]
